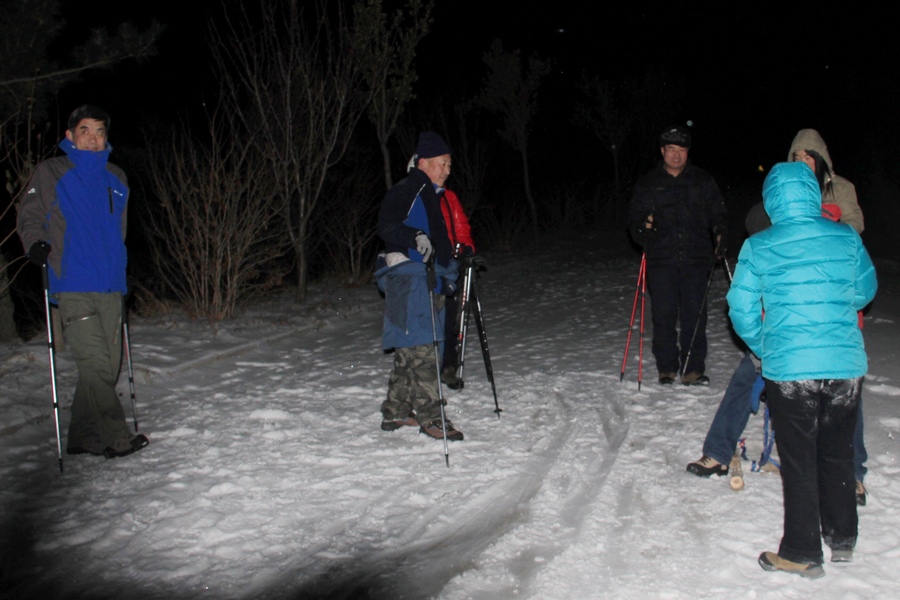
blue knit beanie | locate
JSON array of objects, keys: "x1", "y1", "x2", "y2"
[{"x1": 416, "y1": 131, "x2": 451, "y2": 159}]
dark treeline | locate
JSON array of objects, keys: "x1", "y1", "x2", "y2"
[{"x1": 2, "y1": 0, "x2": 898, "y2": 334}]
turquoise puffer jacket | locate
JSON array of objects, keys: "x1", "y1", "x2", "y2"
[{"x1": 726, "y1": 162, "x2": 877, "y2": 381}]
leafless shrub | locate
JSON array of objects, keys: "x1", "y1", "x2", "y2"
[
  {"x1": 143, "y1": 110, "x2": 289, "y2": 322},
  {"x1": 317, "y1": 157, "x2": 383, "y2": 286}
]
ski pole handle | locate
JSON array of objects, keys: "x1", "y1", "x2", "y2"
[{"x1": 425, "y1": 257, "x2": 436, "y2": 292}]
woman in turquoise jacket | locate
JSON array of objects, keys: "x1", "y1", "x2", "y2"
[{"x1": 727, "y1": 162, "x2": 877, "y2": 578}]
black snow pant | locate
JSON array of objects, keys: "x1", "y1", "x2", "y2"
[
  {"x1": 442, "y1": 293, "x2": 460, "y2": 371},
  {"x1": 645, "y1": 262, "x2": 709, "y2": 376},
  {"x1": 766, "y1": 378, "x2": 861, "y2": 566}
]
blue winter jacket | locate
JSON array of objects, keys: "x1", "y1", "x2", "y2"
[
  {"x1": 377, "y1": 168, "x2": 454, "y2": 267},
  {"x1": 375, "y1": 258, "x2": 456, "y2": 350},
  {"x1": 17, "y1": 139, "x2": 129, "y2": 295},
  {"x1": 726, "y1": 162, "x2": 877, "y2": 381}
]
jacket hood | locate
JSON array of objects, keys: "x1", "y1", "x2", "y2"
[
  {"x1": 787, "y1": 128, "x2": 834, "y2": 171},
  {"x1": 763, "y1": 162, "x2": 823, "y2": 224}
]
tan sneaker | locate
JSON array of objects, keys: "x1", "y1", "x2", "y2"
[
  {"x1": 686, "y1": 455, "x2": 728, "y2": 477},
  {"x1": 856, "y1": 480, "x2": 867, "y2": 506},
  {"x1": 681, "y1": 371, "x2": 710, "y2": 385},
  {"x1": 658, "y1": 372, "x2": 677, "y2": 385},
  {"x1": 758, "y1": 551, "x2": 825, "y2": 579}
]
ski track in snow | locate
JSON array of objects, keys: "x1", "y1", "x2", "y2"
[{"x1": 2, "y1": 234, "x2": 900, "y2": 599}]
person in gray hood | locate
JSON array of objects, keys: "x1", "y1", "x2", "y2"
[{"x1": 787, "y1": 128, "x2": 863, "y2": 234}]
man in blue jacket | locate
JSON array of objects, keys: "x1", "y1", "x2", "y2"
[
  {"x1": 376, "y1": 132, "x2": 461, "y2": 441},
  {"x1": 18, "y1": 105, "x2": 148, "y2": 459},
  {"x1": 727, "y1": 162, "x2": 877, "y2": 578}
]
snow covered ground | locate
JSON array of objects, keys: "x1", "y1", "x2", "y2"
[{"x1": 2, "y1": 232, "x2": 899, "y2": 600}]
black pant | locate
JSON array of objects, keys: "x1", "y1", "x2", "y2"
[
  {"x1": 766, "y1": 378, "x2": 861, "y2": 565},
  {"x1": 442, "y1": 294, "x2": 461, "y2": 370},
  {"x1": 645, "y1": 263, "x2": 709, "y2": 375}
]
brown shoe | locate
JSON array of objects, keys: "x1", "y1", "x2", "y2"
[
  {"x1": 381, "y1": 413, "x2": 418, "y2": 431},
  {"x1": 419, "y1": 418, "x2": 464, "y2": 441},
  {"x1": 758, "y1": 551, "x2": 824, "y2": 579}
]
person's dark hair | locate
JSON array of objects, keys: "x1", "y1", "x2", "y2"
[
  {"x1": 803, "y1": 149, "x2": 831, "y2": 193},
  {"x1": 67, "y1": 105, "x2": 111, "y2": 133}
]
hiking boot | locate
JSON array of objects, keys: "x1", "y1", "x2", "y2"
[
  {"x1": 831, "y1": 549, "x2": 853, "y2": 563},
  {"x1": 419, "y1": 418, "x2": 464, "y2": 441},
  {"x1": 658, "y1": 372, "x2": 677, "y2": 385},
  {"x1": 381, "y1": 413, "x2": 418, "y2": 431},
  {"x1": 758, "y1": 551, "x2": 825, "y2": 579},
  {"x1": 66, "y1": 445, "x2": 104, "y2": 456},
  {"x1": 856, "y1": 480, "x2": 867, "y2": 506},
  {"x1": 103, "y1": 434, "x2": 149, "y2": 459},
  {"x1": 686, "y1": 455, "x2": 728, "y2": 477},
  {"x1": 681, "y1": 372, "x2": 710, "y2": 386},
  {"x1": 441, "y1": 366, "x2": 464, "y2": 390}
]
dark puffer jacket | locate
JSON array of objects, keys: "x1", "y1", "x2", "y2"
[{"x1": 628, "y1": 161, "x2": 727, "y2": 267}]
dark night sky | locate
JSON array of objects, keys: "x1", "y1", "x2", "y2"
[{"x1": 56, "y1": 2, "x2": 900, "y2": 195}]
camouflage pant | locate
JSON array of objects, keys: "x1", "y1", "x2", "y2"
[{"x1": 382, "y1": 344, "x2": 443, "y2": 425}]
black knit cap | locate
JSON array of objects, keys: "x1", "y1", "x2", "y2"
[
  {"x1": 416, "y1": 131, "x2": 451, "y2": 159},
  {"x1": 658, "y1": 125, "x2": 691, "y2": 149}
]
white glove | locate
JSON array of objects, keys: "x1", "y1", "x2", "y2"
[{"x1": 415, "y1": 233, "x2": 433, "y2": 262}]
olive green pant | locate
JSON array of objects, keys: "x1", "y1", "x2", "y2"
[{"x1": 58, "y1": 292, "x2": 131, "y2": 452}]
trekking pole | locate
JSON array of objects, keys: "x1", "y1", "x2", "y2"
[
  {"x1": 425, "y1": 258, "x2": 451, "y2": 467},
  {"x1": 620, "y1": 253, "x2": 646, "y2": 384},
  {"x1": 42, "y1": 265, "x2": 64, "y2": 473},
  {"x1": 122, "y1": 309, "x2": 138, "y2": 431},
  {"x1": 681, "y1": 253, "x2": 720, "y2": 379},
  {"x1": 722, "y1": 255, "x2": 734, "y2": 283},
  {"x1": 454, "y1": 261, "x2": 475, "y2": 388},
  {"x1": 637, "y1": 256, "x2": 647, "y2": 390},
  {"x1": 470, "y1": 274, "x2": 501, "y2": 417}
]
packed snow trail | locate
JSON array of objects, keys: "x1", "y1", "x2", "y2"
[{"x1": 2, "y1": 233, "x2": 900, "y2": 599}]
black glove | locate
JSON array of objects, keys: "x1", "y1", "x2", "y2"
[{"x1": 28, "y1": 241, "x2": 51, "y2": 267}]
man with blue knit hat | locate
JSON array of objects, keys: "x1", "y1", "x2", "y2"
[{"x1": 375, "y1": 131, "x2": 462, "y2": 440}]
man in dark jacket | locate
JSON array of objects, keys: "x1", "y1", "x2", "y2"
[
  {"x1": 376, "y1": 131, "x2": 462, "y2": 441},
  {"x1": 628, "y1": 125, "x2": 727, "y2": 385},
  {"x1": 17, "y1": 105, "x2": 148, "y2": 459}
]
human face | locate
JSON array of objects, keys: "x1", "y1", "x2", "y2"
[
  {"x1": 66, "y1": 118, "x2": 108, "y2": 151},
  {"x1": 792, "y1": 150, "x2": 817, "y2": 173},
  {"x1": 418, "y1": 154, "x2": 452, "y2": 187},
  {"x1": 661, "y1": 144, "x2": 688, "y2": 176}
]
